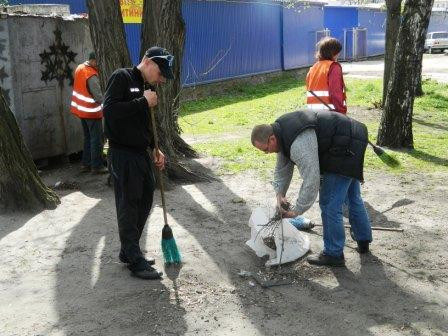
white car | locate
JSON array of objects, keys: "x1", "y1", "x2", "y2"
[{"x1": 424, "y1": 31, "x2": 448, "y2": 54}]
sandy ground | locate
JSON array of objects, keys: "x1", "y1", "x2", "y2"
[
  {"x1": 342, "y1": 53, "x2": 448, "y2": 83},
  {"x1": 1, "y1": 110, "x2": 448, "y2": 336}
]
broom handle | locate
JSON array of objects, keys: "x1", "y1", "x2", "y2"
[
  {"x1": 309, "y1": 90, "x2": 379, "y2": 151},
  {"x1": 313, "y1": 223, "x2": 404, "y2": 232},
  {"x1": 149, "y1": 107, "x2": 169, "y2": 227}
]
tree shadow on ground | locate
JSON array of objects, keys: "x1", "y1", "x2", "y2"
[
  {"x1": 9, "y1": 160, "x2": 443, "y2": 335},
  {"x1": 159, "y1": 160, "x2": 446, "y2": 335},
  {"x1": 325, "y1": 253, "x2": 448, "y2": 335},
  {"x1": 413, "y1": 117, "x2": 448, "y2": 132},
  {"x1": 364, "y1": 199, "x2": 413, "y2": 229},
  {"x1": 407, "y1": 149, "x2": 448, "y2": 167},
  {"x1": 0, "y1": 211, "x2": 39, "y2": 241},
  {"x1": 53, "y1": 174, "x2": 187, "y2": 336}
]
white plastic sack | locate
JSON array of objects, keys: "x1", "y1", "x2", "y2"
[{"x1": 246, "y1": 207, "x2": 310, "y2": 266}]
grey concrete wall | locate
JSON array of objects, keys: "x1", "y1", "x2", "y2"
[
  {"x1": 2, "y1": 14, "x2": 94, "y2": 160},
  {"x1": 3, "y1": 4, "x2": 70, "y2": 16}
]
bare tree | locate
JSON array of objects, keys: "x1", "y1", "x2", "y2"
[
  {"x1": 0, "y1": 89, "x2": 60, "y2": 211},
  {"x1": 378, "y1": 0, "x2": 434, "y2": 148},
  {"x1": 141, "y1": 0, "x2": 207, "y2": 182},
  {"x1": 86, "y1": 0, "x2": 131, "y2": 90}
]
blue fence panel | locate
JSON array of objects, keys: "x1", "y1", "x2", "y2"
[
  {"x1": 283, "y1": 3, "x2": 326, "y2": 69},
  {"x1": 324, "y1": 6, "x2": 358, "y2": 45},
  {"x1": 358, "y1": 8, "x2": 386, "y2": 56},
  {"x1": 182, "y1": 0, "x2": 282, "y2": 85},
  {"x1": 428, "y1": 10, "x2": 448, "y2": 32},
  {"x1": 9, "y1": 0, "x2": 87, "y2": 13},
  {"x1": 124, "y1": 24, "x2": 141, "y2": 65}
]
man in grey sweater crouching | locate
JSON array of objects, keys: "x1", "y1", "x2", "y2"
[{"x1": 251, "y1": 110, "x2": 372, "y2": 267}]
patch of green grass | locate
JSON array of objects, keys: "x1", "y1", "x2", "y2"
[
  {"x1": 346, "y1": 79, "x2": 383, "y2": 107},
  {"x1": 180, "y1": 73, "x2": 307, "y2": 135},
  {"x1": 181, "y1": 75, "x2": 448, "y2": 175},
  {"x1": 193, "y1": 139, "x2": 276, "y2": 176}
]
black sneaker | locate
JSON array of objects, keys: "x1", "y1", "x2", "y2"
[
  {"x1": 307, "y1": 251, "x2": 345, "y2": 267},
  {"x1": 119, "y1": 252, "x2": 155, "y2": 265},
  {"x1": 131, "y1": 266, "x2": 163, "y2": 280},
  {"x1": 356, "y1": 241, "x2": 370, "y2": 254}
]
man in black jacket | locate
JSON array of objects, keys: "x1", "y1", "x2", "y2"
[
  {"x1": 251, "y1": 110, "x2": 372, "y2": 267},
  {"x1": 103, "y1": 47, "x2": 174, "y2": 280}
]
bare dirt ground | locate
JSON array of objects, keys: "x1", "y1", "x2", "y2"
[{"x1": 1, "y1": 108, "x2": 448, "y2": 336}]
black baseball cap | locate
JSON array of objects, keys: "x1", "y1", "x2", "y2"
[{"x1": 144, "y1": 46, "x2": 174, "y2": 80}]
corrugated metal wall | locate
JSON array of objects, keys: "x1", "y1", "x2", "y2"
[
  {"x1": 181, "y1": 0, "x2": 282, "y2": 86},
  {"x1": 282, "y1": 3, "x2": 326, "y2": 69},
  {"x1": 323, "y1": 6, "x2": 358, "y2": 45},
  {"x1": 428, "y1": 10, "x2": 448, "y2": 32},
  {"x1": 358, "y1": 8, "x2": 386, "y2": 56},
  {"x1": 9, "y1": 0, "x2": 396, "y2": 86},
  {"x1": 124, "y1": 24, "x2": 142, "y2": 65}
]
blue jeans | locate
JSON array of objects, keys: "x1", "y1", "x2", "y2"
[
  {"x1": 81, "y1": 118, "x2": 103, "y2": 169},
  {"x1": 319, "y1": 173, "x2": 372, "y2": 257}
]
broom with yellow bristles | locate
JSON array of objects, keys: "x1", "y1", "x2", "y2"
[
  {"x1": 149, "y1": 107, "x2": 181, "y2": 264},
  {"x1": 308, "y1": 90, "x2": 400, "y2": 168}
]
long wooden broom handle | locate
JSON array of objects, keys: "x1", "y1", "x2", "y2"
[{"x1": 149, "y1": 107, "x2": 169, "y2": 226}]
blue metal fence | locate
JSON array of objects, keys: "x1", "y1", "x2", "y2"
[
  {"x1": 124, "y1": 24, "x2": 142, "y2": 65},
  {"x1": 9, "y1": 0, "x2": 396, "y2": 85},
  {"x1": 282, "y1": 3, "x2": 326, "y2": 69},
  {"x1": 181, "y1": 0, "x2": 282, "y2": 85},
  {"x1": 324, "y1": 6, "x2": 358, "y2": 46},
  {"x1": 358, "y1": 8, "x2": 386, "y2": 56}
]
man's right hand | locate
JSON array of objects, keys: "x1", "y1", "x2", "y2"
[
  {"x1": 143, "y1": 89, "x2": 158, "y2": 107},
  {"x1": 276, "y1": 194, "x2": 289, "y2": 211}
]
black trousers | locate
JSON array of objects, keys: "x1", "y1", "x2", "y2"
[{"x1": 109, "y1": 147, "x2": 155, "y2": 266}]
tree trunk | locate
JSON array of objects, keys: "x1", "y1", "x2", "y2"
[
  {"x1": 414, "y1": 52, "x2": 424, "y2": 96},
  {"x1": 141, "y1": 0, "x2": 207, "y2": 182},
  {"x1": 86, "y1": 0, "x2": 131, "y2": 90},
  {"x1": 0, "y1": 89, "x2": 60, "y2": 212},
  {"x1": 377, "y1": 0, "x2": 434, "y2": 148},
  {"x1": 382, "y1": 0, "x2": 402, "y2": 106}
]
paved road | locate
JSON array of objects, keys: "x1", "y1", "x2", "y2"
[{"x1": 341, "y1": 53, "x2": 448, "y2": 83}]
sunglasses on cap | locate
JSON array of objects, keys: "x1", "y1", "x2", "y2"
[{"x1": 149, "y1": 54, "x2": 174, "y2": 67}]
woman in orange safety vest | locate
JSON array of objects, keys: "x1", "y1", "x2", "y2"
[{"x1": 306, "y1": 37, "x2": 347, "y2": 114}]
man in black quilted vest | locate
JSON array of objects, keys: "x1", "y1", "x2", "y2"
[{"x1": 251, "y1": 110, "x2": 372, "y2": 266}]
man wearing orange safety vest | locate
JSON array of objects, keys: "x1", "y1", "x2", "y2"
[
  {"x1": 70, "y1": 52, "x2": 107, "y2": 174},
  {"x1": 306, "y1": 37, "x2": 347, "y2": 114}
]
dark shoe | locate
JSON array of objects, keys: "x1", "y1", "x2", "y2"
[
  {"x1": 81, "y1": 165, "x2": 90, "y2": 173},
  {"x1": 307, "y1": 251, "x2": 345, "y2": 267},
  {"x1": 131, "y1": 266, "x2": 163, "y2": 280},
  {"x1": 119, "y1": 252, "x2": 155, "y2": 265},
  {"x1": 357, "y1": 240, "x2": 370, "y2": 254},
  {"x1": 91, "y1": 166, "x2": 108, "y2": 174}
]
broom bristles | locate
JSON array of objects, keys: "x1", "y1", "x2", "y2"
[
  {"x1": 162, "y1": 238, "x2": 181, "y2": 264},
  {"x1": 161, "y1": 224, "x2": 181, "y2": 264},
  {"x1": 369, "y1": 142, "x2": 401, "y2": 168}
]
